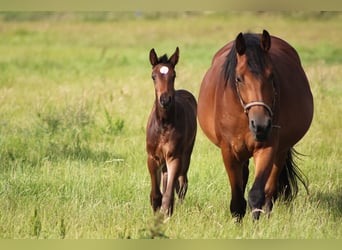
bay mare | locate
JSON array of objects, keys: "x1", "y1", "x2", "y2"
[{"x1": 198, "y1": 30, "x2": 313, "y2": 220}]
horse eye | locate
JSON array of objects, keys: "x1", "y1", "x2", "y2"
[
  {"x1": 151, "y1": 74, "x2": 156, "y2": 81},
  {"x1": 269, "y1": 73, "x2": 274, "y2": 82},
  {"x1": 236, "y1": 76, "x2": 243, "y2": 83}
]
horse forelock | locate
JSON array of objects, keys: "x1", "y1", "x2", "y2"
[
  {"x1": 157, "y1": 54, "x2": 170, "y2": 64},
  {"x1": 223, "y1": 33, "x2": 269, "y2": 87}
]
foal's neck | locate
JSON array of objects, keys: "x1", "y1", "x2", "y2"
[{"x1": 155, "y1": 103, "x2": 175, "y2": 126}]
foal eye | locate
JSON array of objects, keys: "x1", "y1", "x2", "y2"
[{"x1": 151, "y1": 74, "x2": 156, "y2": 81}]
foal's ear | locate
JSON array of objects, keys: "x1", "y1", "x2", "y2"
[
  {"x1": 149, "y1": 48, "x2": 158, "y2": 67},
  {"x1": 261, "y1": 29, "x2": 271, "y2": 52},
  {"x1": 169, "y1": 47, "x2": 179, "y2": 66},
  {"x1": 235, "y1": 32, "x2": 246, "y2": 55}
]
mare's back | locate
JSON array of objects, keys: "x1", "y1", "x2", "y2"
[{"x1": 269, "y1": 37, "x2": 313, "y2": 146}]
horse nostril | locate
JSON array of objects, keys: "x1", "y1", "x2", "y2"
[
  {"x1": 251, "y1": 119, "x2": 256, "y2": 129},
  {"x1": 249, "y1": 116, "x2": 272, "y2": 142}
]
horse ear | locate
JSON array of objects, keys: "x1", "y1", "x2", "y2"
[
  {"x1": 149, "y1": 48, "x2": 158, "y2": 67},
  {"x1": 169, "y1": 47, "x2": 179, "y2": 66},
  {"x1": 261, "y1": 30, "x2": 271, "y2": 52},
  {"x1": 235, "y1": 32, "x2": 246, "y2": 55}
]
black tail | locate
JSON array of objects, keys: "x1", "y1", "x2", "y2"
[{"x1": 277, "y1": 148, "x2": 309, "y2": 201}]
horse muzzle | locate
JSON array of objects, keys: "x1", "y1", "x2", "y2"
[{"x1": 248, "y1": 108, "x2": 272, "y2": 142}]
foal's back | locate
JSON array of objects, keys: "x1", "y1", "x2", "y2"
[{"x1": 173, "y1": 89, "x2": 197, "y2": 152}]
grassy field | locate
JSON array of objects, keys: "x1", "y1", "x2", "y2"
[{"x1": 0, "y1": 12, "x2": 341, "y2": 239}]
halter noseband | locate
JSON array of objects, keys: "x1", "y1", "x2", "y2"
[
  {"x1": 234, "y1": 79, "x2": 276, "y2": 118},
  {"x1": 244, "y1": 101, "x2": 273, "y2": 117}
]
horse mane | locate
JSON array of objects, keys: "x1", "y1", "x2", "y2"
[{"x1": 223, "y1": 33, "x2": 269, "y2": 87}]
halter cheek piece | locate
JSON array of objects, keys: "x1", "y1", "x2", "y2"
[{"x1": 235, "y1": 79, "x2": 280, "y2": 128}]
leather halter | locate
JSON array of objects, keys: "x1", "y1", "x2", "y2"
[{"x1": 234, "y1": 79, "x2": 276, "y2": 118}]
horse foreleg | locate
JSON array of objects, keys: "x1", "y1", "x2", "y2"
[
  {"x1": 147, "y1": 155, "x2": 162, "y2": 212},
  {"x1": 161, "y1": 158, "x2": 180, "y2": 217},
  {"x1": 249, "y1": 147, "x2": 274, "y2": 220},
  {"x1": 221, "y1": 146, "x2": 247, "y2": 222}
]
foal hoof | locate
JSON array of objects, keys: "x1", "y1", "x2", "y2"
[{"x1": 159, "y1": 207, "x2": 172, "y2": 222}]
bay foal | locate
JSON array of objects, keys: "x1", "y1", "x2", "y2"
[{"x1": 146, "y1": 47, "x2": 197, "y2": 217}]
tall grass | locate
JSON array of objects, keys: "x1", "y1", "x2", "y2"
[{"x1": 0, "y1": 12, "x2": 341, "y2": 238}]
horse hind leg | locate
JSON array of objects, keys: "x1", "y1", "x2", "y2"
[
  {"x1": 263, "y1": 149, "x2": 308, "y2": 217},
  {"x1": 176, "y1": 175, "x2": 188, "y2": 203},
  {"x1": 162, "y1": 164, "x2": 167, "y2": 194},
  {"x1": 176, "y1": 154, "x2": 192, "y2": 203},
  {"x1": 263, "y1": 152, "x2": 287, "y2": 217}
]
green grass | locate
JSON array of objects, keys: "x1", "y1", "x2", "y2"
[{"x1": 0, "y1": 12, "x2": 341, "y2": 239}]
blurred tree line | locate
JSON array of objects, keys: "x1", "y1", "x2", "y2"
[{"x1": 0, "y1": 11, "x2": 340, "y2": 22}]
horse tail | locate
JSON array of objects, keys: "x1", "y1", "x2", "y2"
[{"x1": 277, "y1": 148, "x2": 309, "y2": 201}]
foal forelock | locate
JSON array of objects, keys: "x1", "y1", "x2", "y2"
[
  {"x1": 223, "y1": 33, "x2": 269, "y2": 87},
  {"x1": 157, "y1": 54, "x2": 170, "y2": 64}
]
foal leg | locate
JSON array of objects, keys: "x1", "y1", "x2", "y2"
[
  {"x1": 176, "y1": 154, "x2": 191, "y2": 202},
  {"x1": 147, "y1": 156, "x2": 162, "y2": 212},
  {"x1": 162, "y1": 164, "x2": 168, "y2": 194},
  {"x1": 161, "y1": 158, "x2": 181, "y2": 217},
  {"x1": 176, "y1": 175, "x2": 188, "y2": 203}
]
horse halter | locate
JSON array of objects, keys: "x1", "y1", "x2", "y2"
[{"x1": 234, "y1": 78, "x2": 277, "y2": 119}]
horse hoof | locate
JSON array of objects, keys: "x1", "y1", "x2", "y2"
[{"x1": 251, "y1": 208, "x2": 265, "y2": 220}]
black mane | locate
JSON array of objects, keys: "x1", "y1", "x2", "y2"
[{"x1": 223, "y1": 33, "x2": 269, "y2": 86}]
